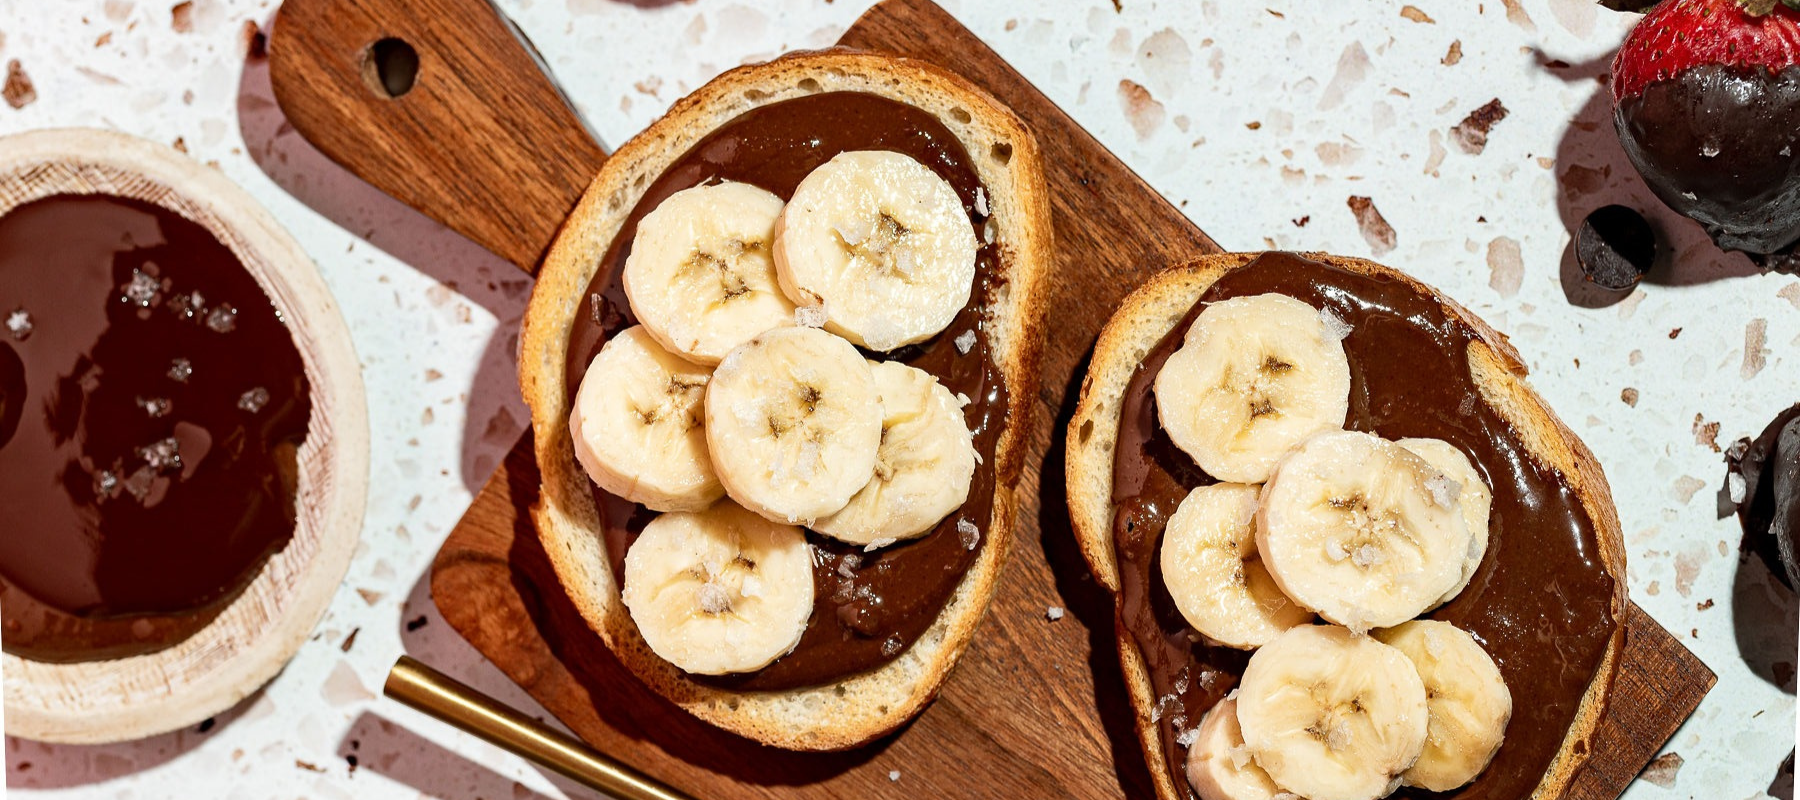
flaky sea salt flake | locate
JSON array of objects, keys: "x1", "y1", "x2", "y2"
[
  {"x1": 137, "y1": 396, "x2": 172, "y2": 418},
  {"x1": 954, "y1": 329, "x2": 976, "y2": 354},
  {"x1": 956, "y1": 518, "x2": 980, "y2": 550},
  {"x1": 1319, "y1": 307, "x2": 1353, "y2": 341},
  {"x1": 206, "y1": 303, "x2": 238, "y2": 333},
  {"x1": 865, "y1": 537, "x2": 897, "y2": 552},
  {"x1": 168, "y1": 358, "x2": 193, "y2": 382},
  {"x1": 974, "y1": 187, "x2": 989, "y2": 217},
  {"x1": 138, "y1": 437, "x2": 182, "y2": 472},
  {"x1": 238, "y1": 386, "x2": 270, "y2": 413},
  {"x1": 5, "y1": 308, "x2": 32, "y2": 340},
  {"x1": 1046, "y1": 606, "x2": 1065, "y2": 621},
  {"x1": 122, "y1": 269, "x2": 160, "y2": 307}
]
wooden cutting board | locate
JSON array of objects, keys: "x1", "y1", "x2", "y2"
[{"x1": 267, "y1": 1, "x2": 1716, "y2": 797}]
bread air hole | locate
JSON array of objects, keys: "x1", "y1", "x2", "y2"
[
  {"x1": 744, "y1": 88, "x2": 770, "y2": 102},
  {"x1": 990, "y1": 141, "x2": 1013, "y2": 166},
  {"x1": 797, "y1": 77, "x2": 822, "y2": 93},
  {"x1": 1079, "y1": 419, "x2": 1094, "y2": 444},
  {"x1": 950, "y1": 106, "x2": 972, "y2": 124}
]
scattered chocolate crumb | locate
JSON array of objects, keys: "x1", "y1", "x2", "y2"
[
  {"x1": 1641, "y1": 752, "x2": 1684, "y2": 787},
  {"x1": 1443, "y1": 40, "x2": 1464, "y2": 65},
  {"x1": 4, "y1": 60, "x2": 37, "y2": 109},
  {"x1": 1292, "y1": 215, "x2": 1310, "y2": 227},
  {"x1": 1347, "y1": 196, "x2": 1396, "y2": 256},
  {"x1": 1694, "y1": 414, "x2": 1721, "y2": 452},
  {"x1": 1245, "y1": 121, "x2": 1262, "y2": 130},
  {"x1": 295, "y1": 759, "x2": 326, "y2": 774},
  {"x1": 171, "y1": 0, "x2": 194, "y2": 32},
  {"x1": 171, "y1": 136, "x2": 188, "y2": 154},
  {"x1": 345, "y1": 754, "x2": 359, "y2": 773},
  {"x1": 1111, "y1": 0, "x2": 1121, "y2": 11},
  {"x1": 1450, "y1": 99, "x2": 1510, "y2": 155},
  {"x1": 340, "y1": 627, "x2": 360, "y2": 652},
  {"x1": 1696, "y1": 598, "x2": 1714, "y2": 610},
  {"x1": 406, "y1": 615, "x2": 428, "y2": 631},
  {"x1": 1690, "y1": 628, "x2": 1699, "y2": 638},
  {"x1": 198, "y1": 717, "x2": 216, "y2": 733},
  {"x1": 1669, "y1": 327, "x2": 1682, "y2": 339},
  {"x1": 1621, "y1": 388, "x2": 1639, "y2": 407}
]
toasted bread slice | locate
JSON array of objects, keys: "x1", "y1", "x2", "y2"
[
  {"x1": 517, "y1": 51, "x2": 1051, "y2": 751},
  {"x1": 1064, "y1": 253, "x2": 1627, "y2": 799}
]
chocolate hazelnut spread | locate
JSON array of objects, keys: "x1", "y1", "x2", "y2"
[
  {"x1": 0, "y1": 194, "x2": 311, "y2": 663},
  {"x1": 562, "y1": 91, "x2": 1008, "y2": 690},
  {"x1": 1110, "y1": 253, "x2": 1617, "y2": 799}
]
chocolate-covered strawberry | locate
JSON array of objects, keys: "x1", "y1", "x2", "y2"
[{"x1": 1611, "y1": 0, "x2": 1800, "y2": 271}]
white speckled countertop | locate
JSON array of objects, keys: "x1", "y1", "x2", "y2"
[{"x1": 2, "y1": 0, "x2": 1795, "y2": 798}]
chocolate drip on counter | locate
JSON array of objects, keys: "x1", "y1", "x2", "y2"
[
  {"x1": 0, "y1": 195, "x2": 311, "y2": 662},
  {"x1": 562, "y1": 92, "x2": 1008, "y2": 690},
  {"x1": 1110, "y1": 253, "x2": 1616, "y2": 799}
]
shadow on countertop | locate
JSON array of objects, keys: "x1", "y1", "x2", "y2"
[{"x1": 1538, "y1": 49, "x2": 1762, "y2": 309}]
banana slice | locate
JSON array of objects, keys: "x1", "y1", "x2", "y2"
[
  {"x1": 705, "y1": 326, "x2": 882, "y2": 525},
  {"x1": 813, "y1": 360, "x2": 975, "y2": 546},
  {"x1": 1236, "y1": 625, "x2": 1429, "y2": 800},
  {"x1": 623, "y1": 181, "x2": 796, "y2": 364},
  {"x1": 1185, "y1": 695, "x2": 1286, "y2": 800},
  {"x1": 1395, "y1": 438, "x2": 1493, "y2": 607},
  {"x1": 773, "y1": 150, "x2": 977, "y2": 352},
  {"x1": 1374, "y1": 620, "x2": 1512, "y2": 792},
  {"x1": 569, "y1": 326, "x2": 722, "y2": 512},
  {"x1": 1155, "y1": 294, "x2": 1351, "y2": 484},
  {"x1": 1257, "y1": 431, "x2": 1474, "y2": 631},
  {"x1": 1161, "y1": 483, "x2": 1312, "y2": 649},
  {"x1": 622, "y1": 500, "x2": 814, "y2": 675}
]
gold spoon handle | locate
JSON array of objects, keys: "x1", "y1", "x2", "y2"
[{"x1": 384, "y1": 656, "x2": 694, "y2": 800}]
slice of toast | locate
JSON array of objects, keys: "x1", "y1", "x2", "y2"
[
  {"x1": 517, "y1": 51, "x2": 1051, "y2": 751},
  {"x1": 1064, "y1": 253, "x2": 1628, "y2": 799}
]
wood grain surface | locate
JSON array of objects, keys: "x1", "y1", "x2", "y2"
[{"x1": 269, "y1": 0, "x2": 1715, "y2": 796}]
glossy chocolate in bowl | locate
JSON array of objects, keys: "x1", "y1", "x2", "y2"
[
  {"x1": 0, "y1": 194, "x2": 311, "y2": 662},
  {"x1": 1110, "y1": 253, "x2": 1617, "y2": 799},
  {"x1": 562, "y1": 91, "x2": 1008, "y2": 691}
]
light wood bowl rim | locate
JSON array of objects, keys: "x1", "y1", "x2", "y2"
[{"x1": 0, "y1": 128, "x2": 369, "y2": 744}]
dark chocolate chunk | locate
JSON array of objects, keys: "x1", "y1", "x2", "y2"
[{"x1": 1578, "y1": 205, "x2": 1657, "y2": 290}]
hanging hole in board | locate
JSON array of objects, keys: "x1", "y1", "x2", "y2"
[{"x1": 362, "y1": 37, "x2": 419, "y2": 99}]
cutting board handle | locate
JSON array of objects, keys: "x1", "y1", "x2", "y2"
[{"x1": 268, "y1": 0, "x2": 607, "y2": 272}]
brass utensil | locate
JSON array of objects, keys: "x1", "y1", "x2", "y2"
[{"x1": 385, "y1": 656, "x2": 693, "y2": 800}]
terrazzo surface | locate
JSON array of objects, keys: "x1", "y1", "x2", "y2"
[{"x1": 1, "y1": 0, "x2": 1794, "y2": 798}]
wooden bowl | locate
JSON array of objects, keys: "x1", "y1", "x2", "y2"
[{"x1": 0, "y1": 129, "x2": 368, "y2": 744}]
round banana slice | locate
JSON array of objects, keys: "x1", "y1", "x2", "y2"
[
  {"x1": 705, "y1": 326, "x2": 882, "y2": 525},
  {"x1": 1155, "y1": 293, "x2": 1351, "y2": 484},
  {"x1": 1374, "y1": 620, "x2": 1512, "y2": 792},
  {"x1": 1236, "y1": 625, "x2": 1429, "y2": 800},
  {"x1": 1161, "y1": 483, "x2": 1312, "y2": 649},
  {"x1": 813, "y1": 360, "x2": 975, "y2": 546},
  {"x1": 623, "y1": 181, "x2": 795, "y2": 365},
  {"x1": 1184, "y1": 695, "x2": 1286, "y2": 800},
  {"x1": 622, "y1": 500, "x2": 814, "y2": 675},
  {"x1": 1395, "y1": 438, "x2": 1493, "y2": 607},
  {"x1": 1257, "y1": 431, "x2": 1474, "y2": 631},
  {"x1": 773, "y1": 150, "x2": 977, "y2": 352},
  {"x1": 569, "y1": 326, "x2": 722, "y2": 512}
]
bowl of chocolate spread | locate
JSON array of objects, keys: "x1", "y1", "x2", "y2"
[{"x1": 0, "y1": 129, "x2": 368, "y2": 744}]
